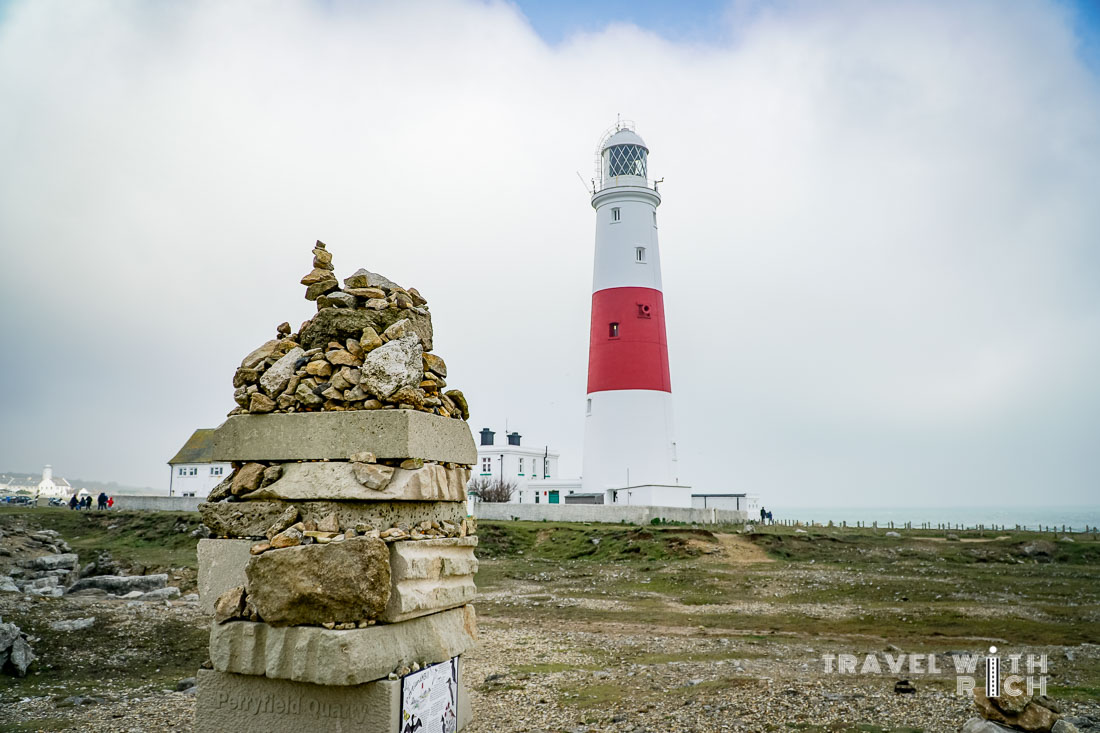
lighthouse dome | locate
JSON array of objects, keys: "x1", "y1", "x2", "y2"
[{"x1": 600, "y1": 128, "x2": 647, "y2": 152}]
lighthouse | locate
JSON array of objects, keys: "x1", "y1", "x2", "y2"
[{"x1": 581, "y1": 123, "x2": 690, "y2": 507}]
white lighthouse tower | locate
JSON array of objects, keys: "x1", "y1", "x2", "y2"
[{"x1": 581, "y1": 122, "x2": 690, "y2": 508}]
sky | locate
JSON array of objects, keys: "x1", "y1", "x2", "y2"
[{"x1": 0, "y1": 0, "x2": 1098, "y2": 507}]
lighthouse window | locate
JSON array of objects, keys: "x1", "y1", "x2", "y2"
[
  {"x1": 611, "y1": 207, "x2": 620, "y2": 222},
  {"x1": 635, "y1": 246, "x2": 646, "y2": 263},
  {"x1": 607, "y1": 144, "x2": 648, "y2": 178},
  {"x1": 609, "y1": 322, "x2": 619, "y2": 338},
  {"x1": 586, "y1": 398, "x2": 592, "y2": 415}
]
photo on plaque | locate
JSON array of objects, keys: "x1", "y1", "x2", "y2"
[{"x1": 401, "y1": 657, "x2": 458, "y2": 733}]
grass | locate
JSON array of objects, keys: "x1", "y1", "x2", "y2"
[{"x1": 0, "y1": 506, "x2": 204, "y2": 570}]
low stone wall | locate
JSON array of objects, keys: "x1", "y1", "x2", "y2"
[
  {"x1": 474, "y1": 502, "x2": 747, "y2": 525},
  {"x1": 112, "y1": 495, "x2": 204, "y2": 512}
]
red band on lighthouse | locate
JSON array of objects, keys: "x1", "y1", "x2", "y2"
[{"x1": 587, "y1": 287, "x2": 671, "y2": 393}]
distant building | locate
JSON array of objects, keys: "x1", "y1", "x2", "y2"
[
  {"x1": 691, "y1": 493, "x2": 760, "y2": 514},
  {"x1": 472, "y1": 428, "x2": 581, "y2": 505},
  {"x1": 36, "y1": 465, "x2": 72, "y2": 499},
  {"x1": 168, "y1": 429, "x2": 232, "y2": 497}
]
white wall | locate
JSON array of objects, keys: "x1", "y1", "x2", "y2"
[
  {"x1": 475, "y1": 501, "x2": 747, "y2": 525},
  {"x1": 170, "y1": 462, "x2": 232, "y2": 497},
  {"x1": 583, "y1": 389, "x2": 677, "y2": 492}
]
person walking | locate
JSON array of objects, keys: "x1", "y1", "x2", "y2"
[
  {"x1": 760, "y1": 506, "x2": 766, "y2": 524},
  {"x1": 107, "y1": 496, "x2": 114, "y2": 509},
  {"x1": 97, "y1": 492, "x2": 108, "y2": 510},
  {"x1": 68, "y1": 495, "x2": 78, "y2": 510}
]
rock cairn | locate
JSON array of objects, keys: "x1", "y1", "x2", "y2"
[
  {"x1": 229, "y1": 240, "x2": 469, "y2": 421},
  {"x1": 195, "y1": 242, "x2": 478, "y2": 733},
  {"x1": 963, "y1": 689, "x2": 1067, "y2": 733}
]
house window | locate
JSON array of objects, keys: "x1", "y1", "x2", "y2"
[
  {"x1": 535, "y1": 493, "x2": 540, "y2": 504},
  {"x1": 177, "y1": 468, "x2": 186, "y2": 476},
  {"x1": 518, "y1": 491, "x2": 523, "y2": 502},
  {"x1": 210, "y1": 466, "x2": 223, "y2": 476},
  {"x1": 635, "y1": 246, "x2": 646, "y2": 263},
  {"x1": 188, "y1": 467, "x2": 198, "y2": 476},
  {"x1": 481, "y1": 457, "x2": 491, "y2": 474},
  {"x1": 518, "y1": 458, "x2": 524, "y2": 476},
  {"x1": 637, "y1": 303, "x2": 651, "y2": 319},
  {"x1": 609, "y1": 322, "x2": 619, "y2": 338},
  {"x1": 611, "y1": 207, "x2": 620, "y2": 222}
]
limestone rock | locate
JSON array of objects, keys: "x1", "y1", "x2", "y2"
[
  {"x1": 353, "y1": 462, "x2": 395, "y2": 490},
  {"x1": 277, "y1": 321, "x2": 291, "y2": 335},
  {"x1": 350, "y1": 451, "x2": 376, "y2": 463},
  {"x1": 345, "y1": 287, "x2": 386, "y2": 299},
  {"x1": 327, "y1": 349, "x2": 359, "y2": 367},
  {"x1": 67, "y1": 574, "x2": 167, "y2": 595},
  {"x1": 974, "y1": 690, "x2": 1060, "y2": 732},
  {"x1": 245, "y1": 537, "x2": 391, "y2": 626},
  {"x1": 230, "y1": 463, "x2": 266, "y2": 497},
  {"x1": 344, "y1": 268, "x2": 399, "y2": 292},
  {"x1": 255, "y1": 347, "x2": 302, "y2": 398},
  {"x1": 214, "y1": 586, "x2": 247, "y2": 624},
  {"x1": 264, "y1": 506, "x2": 299, "y2": 540},
  {"x1": 260, "y1": 464, "x2": 282, "y2": 487},
  {"x1": 270, "y1": 526, "x2": 303, "y2": 549},
  {"x1": 423, "y1": 353, "x2": 447, "y2": 378},
  {"x1": 305, "y1": 360, "x2": 332, "y2": 378},
  {"x1": 248, "y1": 392, "x2": 275, "y2": 413},
  {"x1": 202, "y1": 499, "x2": 468, "y2": 538},
  {"x1": 208, "y1": 472, "x2": 236, "y2": 503},
  {"x1": 209, "y1": 605, "x2": 477, "y2": 686},
  {"x1": 305, "y1": 279, "x2": 339, "y2": 301},
  {"x1": 382, "y1": 318, "x2": 410, "y2": 341},
  {"x1": 240, "y1": 340, "x2": 281, "y2": 370},
  {"x1": 318, "y1": 291, "x2": 356, "y2": 309},
  {"x1": 360, "y1": 336, "x2": 423, "y2": 400},
  {"x1": 444, "y1": 389, "x2": 469, "y2": 420},
  {"x1": 317, "y1": 513, "x2": 340, "y2": 534},
  {"x1": 962, "y1": 719, "x2": 1016, "y2": 733},
  {"x1": 383, "y1": 537, "x2": 478, "y2": 623}
]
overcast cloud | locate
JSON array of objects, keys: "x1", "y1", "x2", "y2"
[{"x1": 1, "y1": 0, "x2": 1097, "y2": 507}]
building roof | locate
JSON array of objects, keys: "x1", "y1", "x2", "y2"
[
  {"x1": 602, "y1": 128, "x2": 647, "y2": 151},
  {"x1": 168, "y1": 429, "x2": 217, "y2": 465}
]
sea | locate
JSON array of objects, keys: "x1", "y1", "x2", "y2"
[{"x1": 769, "y1": 506, "x2": 1100, "y2": 532}]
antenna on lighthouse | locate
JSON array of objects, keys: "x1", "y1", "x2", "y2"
[{"x1": 576, "y1": 171, "x2": 593, "y2": 194}]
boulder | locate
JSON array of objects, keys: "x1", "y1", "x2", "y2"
[
  {"x1": 344, "y1": 268, "x2": 399, "y2": 292},
  {"x1": 962, "y1": 718, "x2": 1017, "y2": 733},
  {"x1": 258, "y1": 347, "x2": 305, "y2": 396},
  {"x1": 215, "y1": 586, "x2": 247, "y2": 624},
  {"x1": 245, "y1": 536, "x2": 391, "y2": 626},
  {"x1": 0, "y1": 577, "x2": 18, "y2": 593},
  {"x1": 49, "y1": 617, "x2": 96, "y2": 632},
  {"x1": 974, "y1": 690, "x2": 1060, "y2": 732},
  {"x1": 66, "y1": 574, "x2": 168, "y2": 595},
  {"x1": 240, "y1": 340, "x2": 281, "y2": 369},
  {"x1": 230, "y1": 462, "x2": 266, "y2": 497},
  {"x1": 360, "y1": 336, "x2": 423, "y2": 400},
  {"x1": 27, "y1": 553, "x2": 78, "y2": 571},
  {"x1": 318, "y1": 291, "x2": 356, "y2": 309}
]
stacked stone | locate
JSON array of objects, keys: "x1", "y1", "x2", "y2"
[
  {"x1": 195, "y1": 244, "x2": 478, "y2": 733},
  {"x1": 230, "y1": 240, "x2": 469, "y2": 421}
]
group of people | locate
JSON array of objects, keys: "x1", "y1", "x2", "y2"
[
  {"x1": 759, "y1": 506, "x2": 774, "y2": 524},
  {"x1": 68, "y1": 492, "x2": 112, "y2": 510}
]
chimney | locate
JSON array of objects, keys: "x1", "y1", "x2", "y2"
[
  {"x1": 507, "y1": 432, "x2": 522, "y2": 446},
  {"x1": 479, "y1": 428, "x2": 495, "y2": 446}
]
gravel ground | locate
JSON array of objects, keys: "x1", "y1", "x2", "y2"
[{"x1": 3, "y1": 598, "x2": 1098, "y2": 732}]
